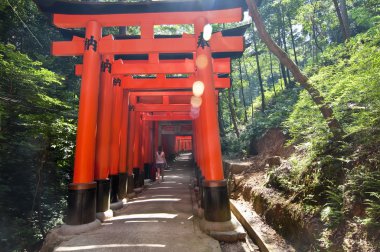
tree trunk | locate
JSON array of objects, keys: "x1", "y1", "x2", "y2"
[
  {"x1": 227, "y1": 89, "x2": 240, "y2": 138},
  {"x1": 32, "y1": 144, "x2": 49, "y2": 238},
  {"x1": 312, "y1": 21, "x2": 322, "y2": 54},
  {"x1": 339, "y1": 0, "x2": 350, "y2": 38},
  {"x1": 279, "y1": 63, "x2": 287, "y2": 89},
  {"x1": 242, "y1": 57, "x2": 254, "y2": 104},
  {"x1": 279, "y1": 4, "x2": 292, "y2": 85},
  {"x1": 242, "y1": 58, "x2": 255, "y2": 121},
  {"x1": 287, "y1": 12, "x2": 299, "y2": 65},
  {"x1": 278, "y1": 64, "x2": 284, "y2": 90},
  {"x1": 277, "y1": 20, "x2": 289, "y2": 88},
  {"x1": 252, "y1": 31, "x2": 265, "y2": 112},
  {"x1": 269, "y1": 52, "x2": 277, "y2": 96},
  {"x1": 333, "y1": 0, "x2": 350, "y2": 41},
  {"x1": 231, "y1": 82, "x2": 238, "y2": 108},
  {"x1": 246, "y1": 0, "x2": 344, "y2": 140},
  {"x1": 311, "y1": 4, "x2": 323, "y2": 54},
  {"x1": 218, "y1": 91, "x2": 226, "y2": 137},
  {"x1": 310, "y1": 39, "x2": 316, "y2": 64},
  {"x1": 238, "y1": 59, "x2": 248, "y2": 123},
  {"x1": 224, "y1": 90, "x2": 232, "y2": 126}
]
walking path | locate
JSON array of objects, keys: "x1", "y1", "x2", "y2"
[{"x1": 54, "y1": 154, "x2": 221, "y2": 252}]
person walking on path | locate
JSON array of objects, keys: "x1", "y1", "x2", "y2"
[{"x1": 155, "y1": 146, "x2": 166, "y2": 182}]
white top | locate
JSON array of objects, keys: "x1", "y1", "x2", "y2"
[{"x1": 156, "y1": 151, "x2": 165, "y2": 164}]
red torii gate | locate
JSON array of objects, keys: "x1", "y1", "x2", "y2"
[
  {"x1": 176, "y1": 136, "x2": 193, "y2": 153},
  {"x1": 35, "y1": 0, "x2": 247, "y2": 228}
]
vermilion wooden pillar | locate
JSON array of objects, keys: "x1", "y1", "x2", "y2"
[
  {"x1": 197, "y1": 107, "x2": 207, "y2": 210},
  {"x1": 132, "y1": 112, "x2": 143, "y2": 188},
  {"x1": 126, "y1": 107, "x2": 136, "y2": 195},
  {"x1": 67, "y1": 21, "x2": 101, "y2": 225},
  {"x1": 142, "y1": 119, "x2": 152, "y2": 179},
  {"x1": 138, "y1": 114, "x2": 145, "y2": 186},
  {"x1": 152, "y1": 121, "x2": 159, "y2": 171},
  {"x1": 192, "y1": 121, "x2": 198, "y2": 166},
  {"x1": 118, "y1": 90, "x2": 130, "y2": 199},
  {"x1": 109, "y1": 81, "x2": 123, "y2": 203},
  {"x1": 146, "y1": 120, "x2": 150, "y2": 162},
  {"x1": 195, "y1": 18, "x2": 231, "y2": 222},
  {"x1": 148, "y1": 121, "x2": 154, "y2": 164},
  {"x1": 156, "y1": 121, "x2": 161, "y2": 148},
  {"x1": 94, "y1": 54, "x2": 113, "y2": 214},
  {"x1": 193, "y1": 76, "x2": 206, "y2": 179}
]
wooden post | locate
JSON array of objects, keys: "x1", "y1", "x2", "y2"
[
  {"x1": 126, "y1": 104, "x2": 136, "y2": 196},
  {"x1": 195, "y1": 18, "x2": 230, "y2": 222},
  {"x1": 68, "y1": 21, "x2": 101, "y2": 225},
  {"x1": 118, "y1": 90, "x2": 130, "y2": 199},
  {"x1": 94, "y1": 54, "x2": 113, "y2": 214},
  {"x1": 132, "y1": 112, "x2": 143, "y2": 188},
  {"x1": 109, "y1": 79, "x2": 123, "y2": 203}
]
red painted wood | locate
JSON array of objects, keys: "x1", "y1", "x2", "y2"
[
  {"x1": 134, "y1": 104, "x2": 191, "y2": 112},
  {"x1": 52, "y1": 33, "x2": 243, "y2": 56},
  {"x1": 109, "y1": 84, "x2": 123, "y2": 176},
  {"x1": 142, "y1": 113, "x2": 192, "y2": 121},
  {"x1": 127, "y1": 109, "x2": 136, "y2": 174},
  {"x1": 195, "y1": 18, "x2": 224, "y2": 181},
  {"x1": 73, "y1": 21, "x2": 102, "y2": 184},
  {"x1": 52, "y1": 8, "x2": 243, "y2": 28},
  {"x1": 118, "y1": 90, "x2": 129, "y2": 174},
  {"x1": 122, "y1": 76, "x2": 230, "y2": 90},
  {"x1": 95, "y1": 55, "x2": 114, "y2": 180},
  {"x1": 75, "y1": 58, "x2": 231, "y2": 75}
]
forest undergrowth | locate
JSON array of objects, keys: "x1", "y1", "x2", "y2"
[{"x1": 223, "y1": 25, "x2": 380, "y2": 250}]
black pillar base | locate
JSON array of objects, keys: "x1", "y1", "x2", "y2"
[
  {"x1": 132, "y1": 167, "x2": 140, "y2": 187},
  {"x1": 95, "y1": 179, "x2": 110, "y2": 213},
  {"x1": 139, "y1": 170, "x2": 145, "y2": 187},
  {"x1": 144, "y1": 163, "x2": 150, "y2": 179},
  {"x1": 200, "y1": 175, "x2": 205, "y2": 209},
  {"x1": 127, "y1": 174, "x2": 134, "y2": 194},
  {"x1": 195, "y1": 166, "x2": 201, "y2": 187},
  {"x1": 118, "y1": 173, "x2": 128, "y2": 199},
  {"x1": 203, "y1": 180, "x2": 231, "y2": 222},
  {"x1": 197, "y1": 167, "x2": 203, "y2": 184},
  {"x1": 66, "y1": 182, "x2": 97, "y2": 225},
  {"x1": 109, "y1": 174, "x2": 119, "y2": 203}
]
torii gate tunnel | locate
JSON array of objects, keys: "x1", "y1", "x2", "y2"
[{"x1": 35, "y1": 0, "x2": 248, "y2": 226}]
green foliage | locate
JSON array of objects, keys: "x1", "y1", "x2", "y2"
[
  {"x1": 0, "y1": 0, "x2": 58, "y2": 55},
  {"x1": 346, "y1": 169, "x2": 380, "y2": 228},
  {"x1": 321, "y1": 186, "x2": 344, "y2": 228},
  {"x1": 221, "y1": 134, "x2": 248, "y2": 157},
  {"x1": 363, "y1": 192, "x2": 380, "y2": 228},
  {"x1": 227, "y1": 22, "x2": 380, "y2": 248},
  {"x1": 0, "y1": 42, "x2": 76, "y2": 251},
  {"x1": 351, "y1": 7, "x2": 377, "y2": 30},
  {"x1": 246, "y1": 85, "x2": 300, "y2": 141},
  {"x1": 282, "y1": 24, "x2": 380, "y2": 231},
  {"x1": 221, "y1": 85, "x2": 300, "y2": 157},
  {"x1": 283, "y1": 90, "x2": 330, "y2": 145}
]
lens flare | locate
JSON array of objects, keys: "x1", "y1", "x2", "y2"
[
  {"x1": 195, "y1": 54, "x2": 208, "y2": 69},
  {"x1": 190, "y1": 106, "x2": 200, "y2": 119},
  {"x1": 190, "y1": 96, "x2": 202, "y2": 108},
  {"x1": 192, "y1": 81, "x2": 205, "y2": 97},
  {"x1": 203, "y1": 24, "x2": 213, "y2": 41}
]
